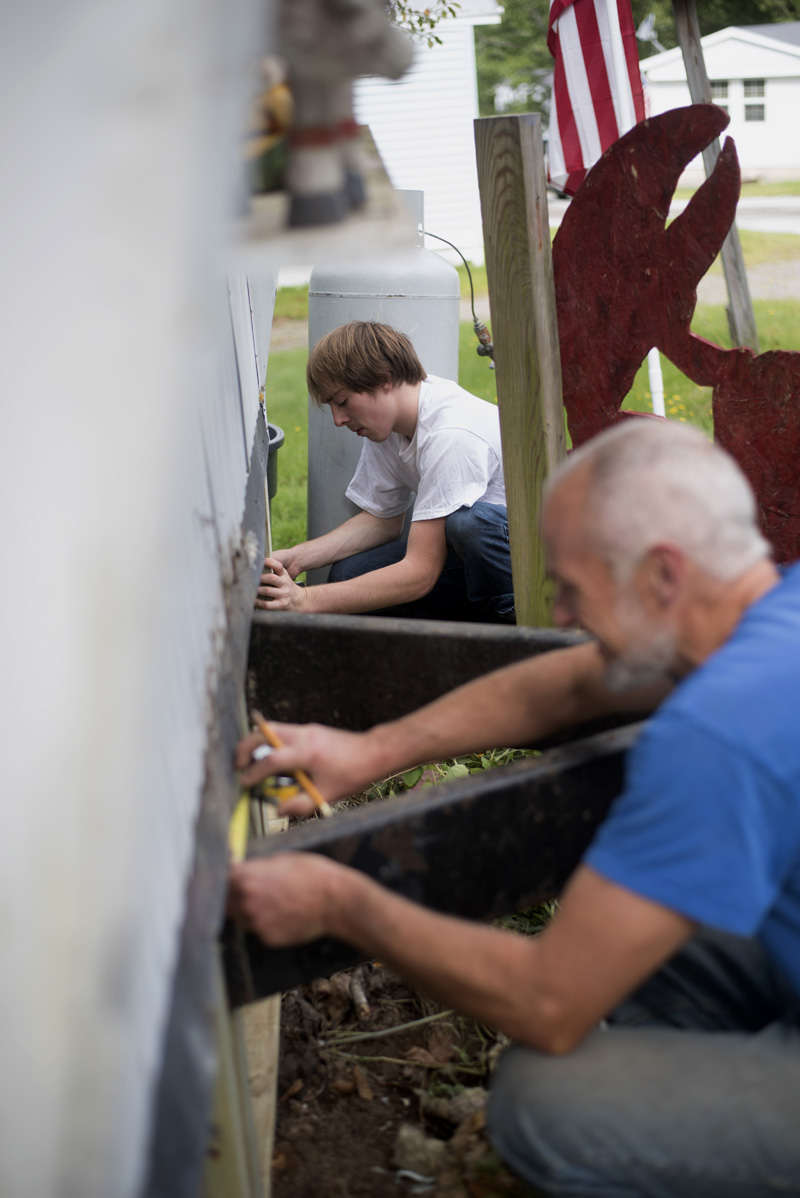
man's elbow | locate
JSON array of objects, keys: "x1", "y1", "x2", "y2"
[
  {"x1": 405, "y1": 566, "x2": 441, "y2": 601},
  {"x1": 510, "y1": 999, "x2": 592, "y2": 1056}
]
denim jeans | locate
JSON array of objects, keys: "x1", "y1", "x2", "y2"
[
  {"x1": 487, "y1": 929, "x2": 800, "y2": 1196},
  {"x1": 327, "y1": 502, "x2": 514, "y2": 622}
]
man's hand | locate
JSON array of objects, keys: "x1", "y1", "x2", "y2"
[
  {"x1": 228, "y1": 853, "x2": 347, "y2": 946},
  {"x1": 236, "y1": 721, "x2": 384, "y2": 814},
  {"x1": 271, "y1": 547, "x2": 303, "y2": 580},
  {"x1": 256, "y1": 557, "x2": 308, "y2": 612}
]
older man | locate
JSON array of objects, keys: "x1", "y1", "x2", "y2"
[{"x1": 229, "y1": 421, "x2": 800, "y2": 1197}]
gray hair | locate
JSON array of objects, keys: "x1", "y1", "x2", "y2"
[{"x1": 546, "y1": 419, "x2": 770, "y2": 580}]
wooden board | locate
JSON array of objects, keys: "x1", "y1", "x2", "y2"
[{"x1": 474, "y1": 115, "x2": 566, "y2": 628}]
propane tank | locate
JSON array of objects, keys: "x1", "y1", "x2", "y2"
[{"x1": 306, "y1": 191, "x2": 460, "y2": 581}]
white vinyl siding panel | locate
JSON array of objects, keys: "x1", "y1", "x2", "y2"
[{"x1": 356, "y1": 26, "x2": 487, "y2": 262}]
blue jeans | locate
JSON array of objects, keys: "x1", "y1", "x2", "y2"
[
  {"x1": 487, "y1": 929, "x2": 800, "y2": 1196},
  {"x1": 327, "y1": 502, "x2": 514, "y2": 623}
]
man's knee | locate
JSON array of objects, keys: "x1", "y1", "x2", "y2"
[
  {"x1": 487, "y1": 1045, "x2": 562, "y2": 1186},
  {"x1": 328, "y1": 557, "x2": 354, "y2": 583},
  {"x1": 487, "y1": 1038, "x2": 630, "y2": 1194}
]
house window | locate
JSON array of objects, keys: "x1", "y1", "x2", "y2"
[
  {"x1": 745, "y1": 103, "x2": 766, "y2": 122},
  {"x1": 744, "y1": 79, "x2": 765, "y2": 98},
  {"x1": 710, "y1": 80, "x2": 728, "y2": 100}
]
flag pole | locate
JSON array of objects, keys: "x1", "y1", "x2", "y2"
[{"x1": 605, "y1": 1, "x2": 666, "y2": 418}]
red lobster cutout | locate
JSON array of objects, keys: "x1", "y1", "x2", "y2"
[{"x1": 552, "y1": 105, "x2": 800, "y2": 564}]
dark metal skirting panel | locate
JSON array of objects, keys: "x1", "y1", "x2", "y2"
[
  {"x1": 247, "y1": 611, "x2": 588, "y2": 731},
  {"x1": 223, "y1": 722, "x2": 642, "y2": 1005}
]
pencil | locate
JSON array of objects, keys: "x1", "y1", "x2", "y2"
[{"x1": 250, "y1": 709, "x2": 333, "y2": 818}]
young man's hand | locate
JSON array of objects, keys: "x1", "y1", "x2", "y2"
[
  {"x1": 256, "y1": 557, "x2": 308, "y2": 611},
  {"x1": 271, "y1": 547, "x2": 304, "y2": 579}
]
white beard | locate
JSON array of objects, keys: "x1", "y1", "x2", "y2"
[{"x1": 603, "y1": 597, "x2": 678, "y2": 693}]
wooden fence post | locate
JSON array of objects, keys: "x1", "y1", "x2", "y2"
[
  {"x1": 474, "y1": 114, "x2": 566, "y2": 628},
  {"x1": 672, "y1": 0, "x2": 759, "y2": 352}
]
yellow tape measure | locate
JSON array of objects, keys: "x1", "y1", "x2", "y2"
[{"x1": 228, "y1": 791, "x2": 251, "y2": 864}]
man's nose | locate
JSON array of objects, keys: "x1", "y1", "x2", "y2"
[{"x1": 331, "y1": 406, "x2": 349, "y2": 427}]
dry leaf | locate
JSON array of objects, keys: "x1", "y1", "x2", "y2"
[
  {"x1": 404, "y1": 1046, "x2": 440, "y2": 1066},
  {"x1": 330, "y1": 1077, "x2": 355, "y2": 1095},
  {"x1": 427, "y1": 1024, "x2": 454, "y2": 1063},
  {"x1": 352, "y1": 1064, "x2": 374, "y2": 1100},
  {"x1": 423, "y1": 1087, "x2": 486, "y2": 1126},
  {"x1": 279, "y1": 1077, "x2": 303, "y2": 1103},
  {"x1": 450, "y1": 1109, "x2": 487, "y2": 1160}
]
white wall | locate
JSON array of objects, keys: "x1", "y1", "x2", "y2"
[
  {"x1": 355, "y1": 12, "x2": 499, "y2": 264},
  {"x1": 0, "y1": 4, "x2": 270, "y2": 1196}
]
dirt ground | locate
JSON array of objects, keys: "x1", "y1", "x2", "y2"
[{"x1": 271, "y1": 963, "x2": 539, "y2": 1198}]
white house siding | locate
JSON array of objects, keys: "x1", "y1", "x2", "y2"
[
  {"x1": 642, "y1": 27, "x2": 800, "y2": 181},
  {"x1": 0, "y1": 3, "x2": 272, "y2": 1196},
  {"x1": 355, "y1": 6, "x2": 501, "y2": 265}
]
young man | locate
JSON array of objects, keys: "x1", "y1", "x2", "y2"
[
  {"x1": 257, "y1": 320, "x2": 514, "y2": 622},
  {"x1": 231, "y1": 420, "x2": 800, "y2": 1196}
]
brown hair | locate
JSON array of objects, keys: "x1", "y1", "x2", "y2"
[{"x1": 306, "y1": 321, "x2": 426, "y2": 406}]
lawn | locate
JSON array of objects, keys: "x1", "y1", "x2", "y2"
[
  {"x1": 273, "y1": 229, "x2": 800, "y2": 324},
  {"x1": 265, "y1": 298, "x2": 800, "y2": 553},
  {"x1": 674, "y1": 177, "x2": 800, "y2": 200}
]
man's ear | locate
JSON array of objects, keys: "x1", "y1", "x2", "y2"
[{"x1": 642, "y1": 544, "x2": 685, "y2": 608}]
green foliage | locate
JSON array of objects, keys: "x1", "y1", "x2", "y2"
[
  {"x1": 389, "y1": 2, "x2": 461, "y2": 46},
  {"x1": 475, "y1": 0, "x2": 552, "y2": 116},
  {"x1": 359, "y1": 747, "x2": 542, "y2": 805},
  {"x1": 695, "y1": 0, "x2": 800, "y2": 33}
]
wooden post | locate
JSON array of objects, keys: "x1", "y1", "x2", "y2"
[
  {"x1": 672, "y1": 0, "x2": 759, "y2": 352},
  {"x1": 474, "y1": 114, "x2": 566, "y2": 627}
]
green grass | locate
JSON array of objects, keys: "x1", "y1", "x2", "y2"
[
  {"x1": 621, "y1": 299, "x2": 800, "y2": 436},
  {"x1": 272, "y1": 284, "x2": 310, "y2": 322},
  {"x1": 264, "y1": 344, "x2": 309, "y2": 549},
  {"x1": 675, "y1": 178, "x2": 800, "y2": 200},
  {"x1": 703, "y1": 229, "x2": 800, "y2": 275},
  {"x1": 269, "y1": 229, "x2": 800, "y2": 331}
]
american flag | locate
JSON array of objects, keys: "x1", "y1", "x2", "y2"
[{"x1": 548, "y1": 0, "x2": 645, "y2": 195}]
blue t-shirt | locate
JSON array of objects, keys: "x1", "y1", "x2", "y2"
[{"x1": 586, "y1": 562, "x2": 800, "y2": 997}]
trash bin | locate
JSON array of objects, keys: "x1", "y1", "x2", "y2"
[{"x1": 267, "y1": 422, "x2": 284, "y2": 502}]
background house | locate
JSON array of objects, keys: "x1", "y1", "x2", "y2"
[
  {"x1": 354, "y1": 0, "x2": 502, "y2": 264},
  {"x1": 641, "y1": 22, "x2": 800, "y2": 184}
]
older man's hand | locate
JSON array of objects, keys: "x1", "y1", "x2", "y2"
[
  {"x1": 236, "y1": 721, "x2": 384, "y2": 814},
  {"x1": 227, "y1": 853, "x2": 347, "y2": 946}
]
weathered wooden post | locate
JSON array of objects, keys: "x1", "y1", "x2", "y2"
[
  {"x1": 474, "y1": 114, "x2": 566, "y2": 628},
  {"x1": 672, "y1": 0, "x2": 759, "y2": 352}
]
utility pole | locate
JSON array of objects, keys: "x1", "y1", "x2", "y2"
[{"x1": 672, "y1": 0, "x2": 759, "y2": 351}]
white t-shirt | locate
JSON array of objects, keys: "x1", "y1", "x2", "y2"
[{"x1": 345, "y1": 375, "x2": 506, "y2": 522}]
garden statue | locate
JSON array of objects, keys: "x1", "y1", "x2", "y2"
[
  {"x1": 277, "y1": 0, "x2": 414, "y2": 226},
  {"x1": 552, "y1": 104, "x2": 800, "y2": 564}
]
